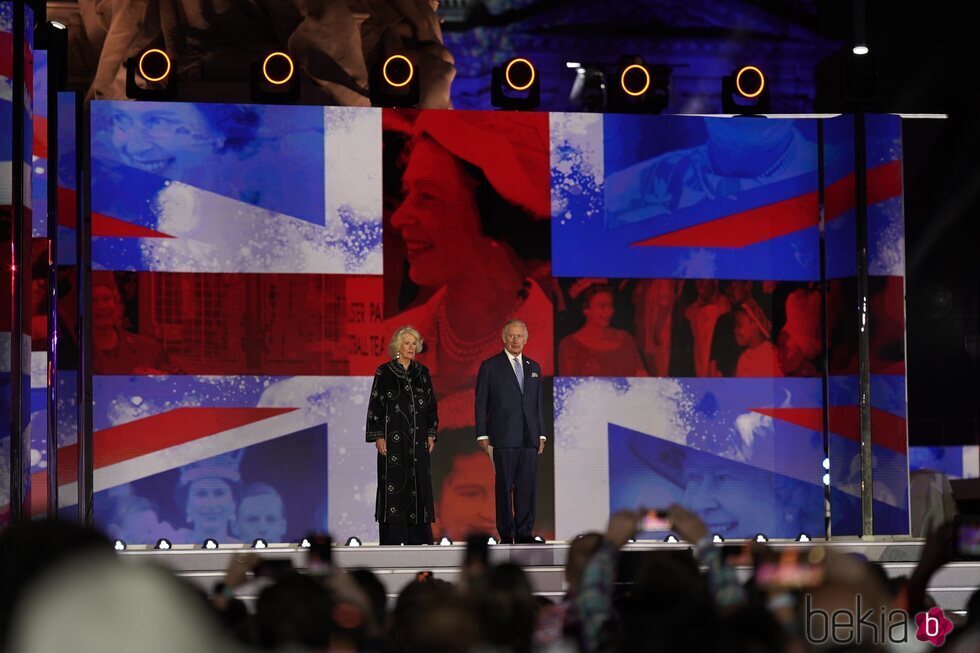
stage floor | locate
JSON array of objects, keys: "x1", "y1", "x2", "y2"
[{"x1": 120, "y1": 539, "x2": 980, "y2": 611}]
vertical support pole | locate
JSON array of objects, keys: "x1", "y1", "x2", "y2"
[
  {"x1": 855, "y1": 112, "x2": 874, "y2": 536},
  {"x1": 817, "y1": 119, "x2": 832, "y2": 538},
  {"x1": 75, "y1": 97, "x2": 93, "y2": 526},
  {"x1": 46, "y1": 21, "x2": 69, "y2": 517},
  {"x1": 8, "y1": 0, "x2": 30, "y2": 524}
]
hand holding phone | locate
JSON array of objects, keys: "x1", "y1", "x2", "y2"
[
  {"x1": 755, "y1": 550, "x2": 824, "y2": 590},
  {"x1": 464, "y1": 533, "x2": 490, "y2": 568},
  {"x1": 639, "y1": 509, "x2": 671, "y2": 532},
  {"x1": 954, "y1": 516, "x2": 980, "y2": 559},
  {"x1": 254, "y1": 558, "x2": 294, "y2": 579},
  {"x1": 306, "y1": 533, "x2": 333, "y2": 570},
  {"x1": 720, "y1": 544, "x2": 753, "y2": 566}
]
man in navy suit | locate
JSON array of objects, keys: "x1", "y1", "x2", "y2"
[{"x1": 475, "y1": 319, "x2": 546, "y2": 544}]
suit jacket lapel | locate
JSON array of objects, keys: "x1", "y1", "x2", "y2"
[{"x1": 521, "y1": 357, "x2": 535, "y2": 404}]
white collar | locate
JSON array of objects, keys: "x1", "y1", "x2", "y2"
[{"x1": 504, "y1": 350, "x2": 524, "y2": 365}]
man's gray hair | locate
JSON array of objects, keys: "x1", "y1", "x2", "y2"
[
  {"x1": 388, "y1": 325, "x2": 423, "y2": 358},
  {"x1": 501, "y1": 319, "x2": 529, "y2": 341}
]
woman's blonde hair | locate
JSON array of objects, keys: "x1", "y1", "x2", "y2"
[{"x1": 388, "y1": 325, "x2": 424, "y2": 358}]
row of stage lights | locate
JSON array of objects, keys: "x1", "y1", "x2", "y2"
[
  {"x1": 126, "y1": 48, "x2": 771, "y2": 114},
  {"x1": 116, "y1": 534, "x2": 331, "y2": 551},
  {"x1": 118, "y1": 534, "x2": 508, "y2": 550},
  {"x1": 115, "y1": 531, "x2": 812, "y2": 551},
  {"x1": 127, "y1": 49, "x2": 300, "y2": 102}
]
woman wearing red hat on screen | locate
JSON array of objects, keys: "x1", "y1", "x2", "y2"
[{"x1": 384, "y1": 111, "x2": 552, "y2": 427}]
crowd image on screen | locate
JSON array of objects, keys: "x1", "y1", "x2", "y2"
[
  {"x1": 555, "y1": 278, "x2": 824, "y2": 378},
  {"x1": 90, "y1": 272, "x2": 172, "y2": 375},
  {"x1": 29, "y1": 242, "x2": 79, "y2": 368}
]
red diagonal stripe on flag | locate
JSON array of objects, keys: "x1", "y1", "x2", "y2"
[
  {"x1": 868, "y1": 408, "x2": 909, "y2": 454},
  {"x1": 0, "y1": 32, "x2": 9, "y2": 78},
  {"x1": 825, "y1": 159, "x2": 903, "y2": 221},
  {"x1": 631, "y1": 160, "x2": 903, "y2": 249},
  {"x1": 69, "y1": 406, "x2": 298, "y2": 482},
  {"x1": 24, "y1": 406, "x2": 298, "y2": 515},
  {"x1": 56, "y1": 187, "x2": 175, "y2": 238},
  {"x1": 865, "y1": 159, "x2": 904, "y2": 209},
  {"x1": 33, "y1": 114, "x2": 48, "y2": 158},
  {"x1": 751, "y1": 405, "x2": 907, "y2": 454},
  {"x1": 632, "y1": 188, "x2": 819, "y2": 248},
  {"x1": 0, "y1": 35, "x2": 34, "y2": 87}
]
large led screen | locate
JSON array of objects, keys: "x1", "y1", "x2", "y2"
[{"x1": 69, "y1": 102, "x2": 910, "y2": 543}]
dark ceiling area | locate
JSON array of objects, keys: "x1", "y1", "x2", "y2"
[{"x1": 824, "y1": 1, "x2": 980, "y2": 445}]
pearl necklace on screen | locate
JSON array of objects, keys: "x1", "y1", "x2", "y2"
[
  {"x1": 698, "y1": 129, "x2": 797, "y2": 194},
  {"x1": 436, "y1": 280, "x2": 532, "y2": 363}
]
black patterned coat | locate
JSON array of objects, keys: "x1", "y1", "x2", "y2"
[{"x1": 365, "y1": 360, "x2": 439, "y2": 525}]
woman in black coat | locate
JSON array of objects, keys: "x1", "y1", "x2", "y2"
[{"x1": 366, "y1": 326, "x2": 439, "y2": 545}]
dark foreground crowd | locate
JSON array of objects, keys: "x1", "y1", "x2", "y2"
[{"x1": 1, "y1": 507, "x2": 978, "y2": 653}]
